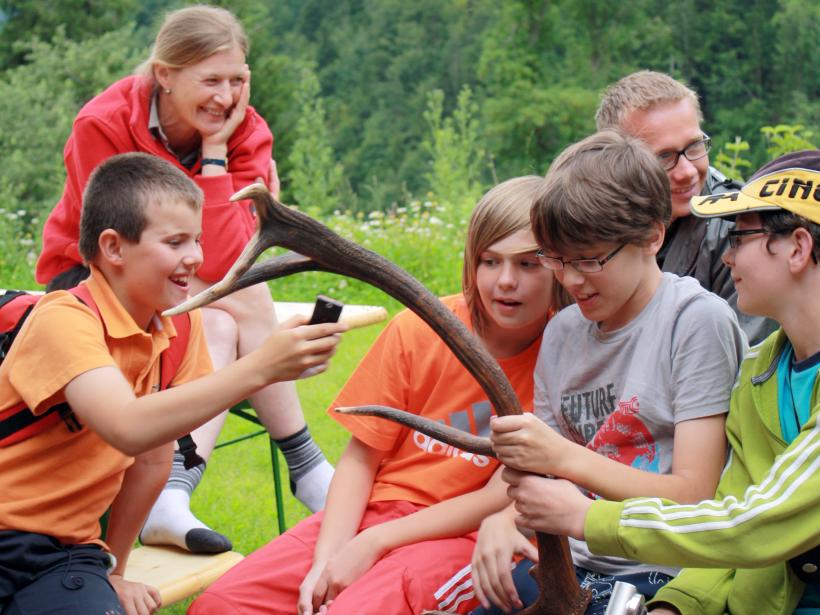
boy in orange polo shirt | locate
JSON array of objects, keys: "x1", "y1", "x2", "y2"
[{"x1": 0, "y1": 153, "x2": 345, "y2": 615}]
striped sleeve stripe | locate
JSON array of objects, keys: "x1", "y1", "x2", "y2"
[{"x1": 618, "y1": 420, "x2": 820, "y2": 532}]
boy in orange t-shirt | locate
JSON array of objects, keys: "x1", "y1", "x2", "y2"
[
  {"x1": 190, "y1": 176, "x2": 565, "y2": 615},
  {"x1": 0, "y1": 153, "x2": 344, "y2": 615}
]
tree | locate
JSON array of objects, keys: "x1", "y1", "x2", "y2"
[
  {"x1": 0, "y1": 25, "x2": 147, "y2": 234},
  {"x1": 287, "y1": 66, "x2": 347, "y2": 214}
]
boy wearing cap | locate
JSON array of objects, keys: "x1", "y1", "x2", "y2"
[{"x1": 507, "y1": 150, "x2": 820, "y2": 615}]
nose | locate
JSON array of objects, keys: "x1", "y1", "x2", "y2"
[
  {"x1": 722, "y1": 245, "x2": 736, "y2": 268},
  {"x1": 213, "y1": 81, "x2": 232, "y2": 105},
  {"x1": 557, "y1": 265, "x2": 585, "y2": 289},
  {"x1": 497, "y1": 260, "x2": 517, "y2": 289},
  {"x1": 669, "y1": 155, "x2": 697, "y2": 182},
  {"x1": 184, "y1": 241, "x2": 204, "y2": 268}
]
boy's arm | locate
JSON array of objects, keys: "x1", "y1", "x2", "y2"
[
  {"x1": 493, "y1": 412, "x2": 726, "y2": 503},
  {"x1": 105, "y1": 443, "x2": 172, "y2": 614},
  {"x1": 63, "y1": 318, "x2": 344, "y2": 456},
  {"x1": 647, "y1": 568, "x2": 736, "y2": 615},
  {"x1": 298, "y1": 436, "x2": 385, "y2": 615},
  {"x1": 106, "y1": 443, "x2": 173, "y2": 570},
  {"x1": 362, "y1": 462, "x2": 509, "y2": 550},
  {"x1": 583, "y1": 412, "x2": 820, "y2": 575}
]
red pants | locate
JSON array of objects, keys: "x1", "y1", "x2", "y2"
[{"x1": 188, "y1": 501, "x2": 480, "y2": 615}]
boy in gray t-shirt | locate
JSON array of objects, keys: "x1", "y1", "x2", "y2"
[{"x1": 468, "y1": 131, "x2": 746, "y2": 615}]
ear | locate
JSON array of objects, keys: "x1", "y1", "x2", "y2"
[
  {"x1": 97, "y1": 229, "x2": 126, "y2": 268},
  {"x1": 787, "y1": 227, "x2": 816, "y2": 274},
  {"x1": 643, "y1": 221, "x2": 667, "y2": 257},
  {"x1": 154, "y1": 63, "x2": 172, "y2": 91}
]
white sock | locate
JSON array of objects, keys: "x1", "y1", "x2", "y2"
[
  {"x1": 292, "y1": 459, "x2": 335, "y2": 512},
  {"x1": 140, "y1": 488, "x2": 232, "y2": 553}
]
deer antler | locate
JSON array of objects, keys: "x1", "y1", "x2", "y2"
[{"x1": 166, "y1": 185, "x2": 589, "y2": 615}]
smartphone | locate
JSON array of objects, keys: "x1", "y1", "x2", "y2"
[{"x1": 308, "y1": 295, "x2": 344, "y2": 325}]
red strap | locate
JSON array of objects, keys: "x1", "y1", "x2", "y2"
[
  {"x1": 161, "y1": 314, "x2": 191, "y2": 390},
  {"x1": 67, "y1": 284, "x2": 190, "y2": 389},
  {"x1": 67, "y1": 285, "x2": 99, "y2": 317},
  {"x1": 0, "y1": 294, "x2": 40, "y2": 332}
]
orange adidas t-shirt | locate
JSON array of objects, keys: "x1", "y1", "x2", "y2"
[
  {"x1": 0, "y1": 267, "x2": 212, "y2": 545},
  {"x1": 330, "y1": 294, "x2": 543, "y2": 507}
]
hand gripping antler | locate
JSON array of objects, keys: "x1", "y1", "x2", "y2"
[{"x1": 166, "y1": 184, "x2": 589, "y2": 615}]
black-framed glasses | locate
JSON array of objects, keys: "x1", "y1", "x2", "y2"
[
  {"x1": 536, "y1": 244, "x2": 626, "y2": 273},
  {"x1": 727, "y1": 228, "x2": 769, "y2": 249},
  {"x1": 657, "y1": 135, "x2": 711, "y2": 171}
]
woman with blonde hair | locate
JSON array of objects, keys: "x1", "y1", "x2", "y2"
[{"x1": 36, "y1": 4, "x2": 333, "y2": 559}]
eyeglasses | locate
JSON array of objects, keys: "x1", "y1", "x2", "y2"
[
  {"x1": 657, "y1": 136, "x2": 711, "y2": 171},
  {"x1": 727, "y1": 228, "x2": 769, "y2": 249},
  {"x1": 536, "y1": 244, "x2": 626, "y2": 273}
]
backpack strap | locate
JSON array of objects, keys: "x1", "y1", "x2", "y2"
[
  {"x1": 0, "y1": 289, "x2": 91, "y2": 446},
  {"x1": 160, "y1": 314, "x2": 191, "y2": 390},
  {"x1": 159, "y1": 312, "x2": 204, "y2": 469}
]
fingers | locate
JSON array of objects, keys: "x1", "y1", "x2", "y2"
[
  {"x1": 146, "y1": 584, "x2": 162, "y2": 614},
  {"x1": 297, "y1": 578, "x2": 323, "y2": 615},
  {"x1": 475, "y1": 555, "x2": 518, "y2": 612},
  {"x1": 277, "y1": 316, "x2": 348, "y2": 337},
  {"x1": 298, "y1": 363, "x2": 329, "y2": 380},
  {"x1": 269, "y1": 159, "x2": 281, "y2": 199},
  {"x1": 520, "y1": 537, "x2": 539, "y2": 563},
  {"x1": 501, "y1": 467, "x2": 525, "y2": 486},
  {"x1": 490, "y1": 415, "x2": 527, "y2": 434}
]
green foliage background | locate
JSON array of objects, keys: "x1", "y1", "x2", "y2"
[{"x1": 0, "y1": 0, "x2": 817, "y2": 292}]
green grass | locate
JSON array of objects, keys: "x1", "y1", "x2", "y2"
[{"x1": 157, "y1": 320, "x2": 387, "y2": 614}]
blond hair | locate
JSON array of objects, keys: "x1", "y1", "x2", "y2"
[
  {"x1": 463, "y1": 176, "x2": 569, "y2": 335},
  {"x1": 595, "y1": 70, "x2": 702, "y2": 130},
  {"x1": 532, "y1": 130, "x2": 670, "y2": 252},
  {"x1": 138, "y1": 5, "x2": 248, "y2": 81}
]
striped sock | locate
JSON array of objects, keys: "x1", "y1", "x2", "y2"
[
  {"x1": 276, "y1": 426, "x2": 334, "y2": 512},
  {"x1": 140, "y1": 453, "x2": 232, "y2": 554},
  {"x1": 166, "y1": 451, "x2": 205, "y2": 494}
]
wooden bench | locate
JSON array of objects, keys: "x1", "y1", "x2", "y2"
[{"x1": 124, "y1": 545, "x2": 244, "y2": 605}]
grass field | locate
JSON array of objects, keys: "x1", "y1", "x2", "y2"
[{"x1": 157, "y1": 319, "x2": 389, "y2": 614}]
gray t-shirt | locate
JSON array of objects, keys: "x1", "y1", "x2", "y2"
[{"x1": 534, "y1": 273, "x2": 747, "y2": 576}]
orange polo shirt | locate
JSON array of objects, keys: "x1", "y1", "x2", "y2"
[{"x1": 0, "y1": 267, "x2": 211, "y2": 545}]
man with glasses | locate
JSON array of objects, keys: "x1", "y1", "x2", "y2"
[{"x1": 596, "y1": 70, "x2": 776, "y2": 343}]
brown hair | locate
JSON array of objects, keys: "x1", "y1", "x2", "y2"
[
  {"x1": 79, "y1": 153, "x2": 203, "y2": 262},
  {"x1": 463, "y1": 176, "x2": 569, "y2": 334},
  {"x1": 531, "y1": 130, "x2": 671, "y2": 252},
  {"x1": 138, "y1": 5, "x2": 248, "y2": 81},
  {"x1": 595, "y1": 70, "x2": 702, "y2": 130},
  {"x1": 761, "y1": 211, "x2": 820, "y2": 263}
]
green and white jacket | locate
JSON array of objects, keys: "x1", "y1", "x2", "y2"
[{"x1": 585, "y1": 330, "x2": 820, "y2": 615}]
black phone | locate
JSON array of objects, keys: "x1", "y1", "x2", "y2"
[{"x1": 308, "y1": 295, "x2": 344, "y2": 324}]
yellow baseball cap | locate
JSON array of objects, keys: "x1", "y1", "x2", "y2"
[{"x1": 691, "y1": 150, "x2": 820, "y2": 224}]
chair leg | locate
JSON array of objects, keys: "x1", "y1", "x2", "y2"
[{"x1": 268, "y1": 439, "x2": 286, "y2": 534}]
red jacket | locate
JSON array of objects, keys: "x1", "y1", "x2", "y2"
[{"x1": 37, "y1": 75, "x2": 273, "y2": 283}]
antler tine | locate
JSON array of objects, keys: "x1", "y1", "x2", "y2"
[
  {"x1": 164, "y1": 183, "x2": 283, "y2": 315},
  {"x1": 336, "y1": 406, "x2": 495, "y2": 457}
]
